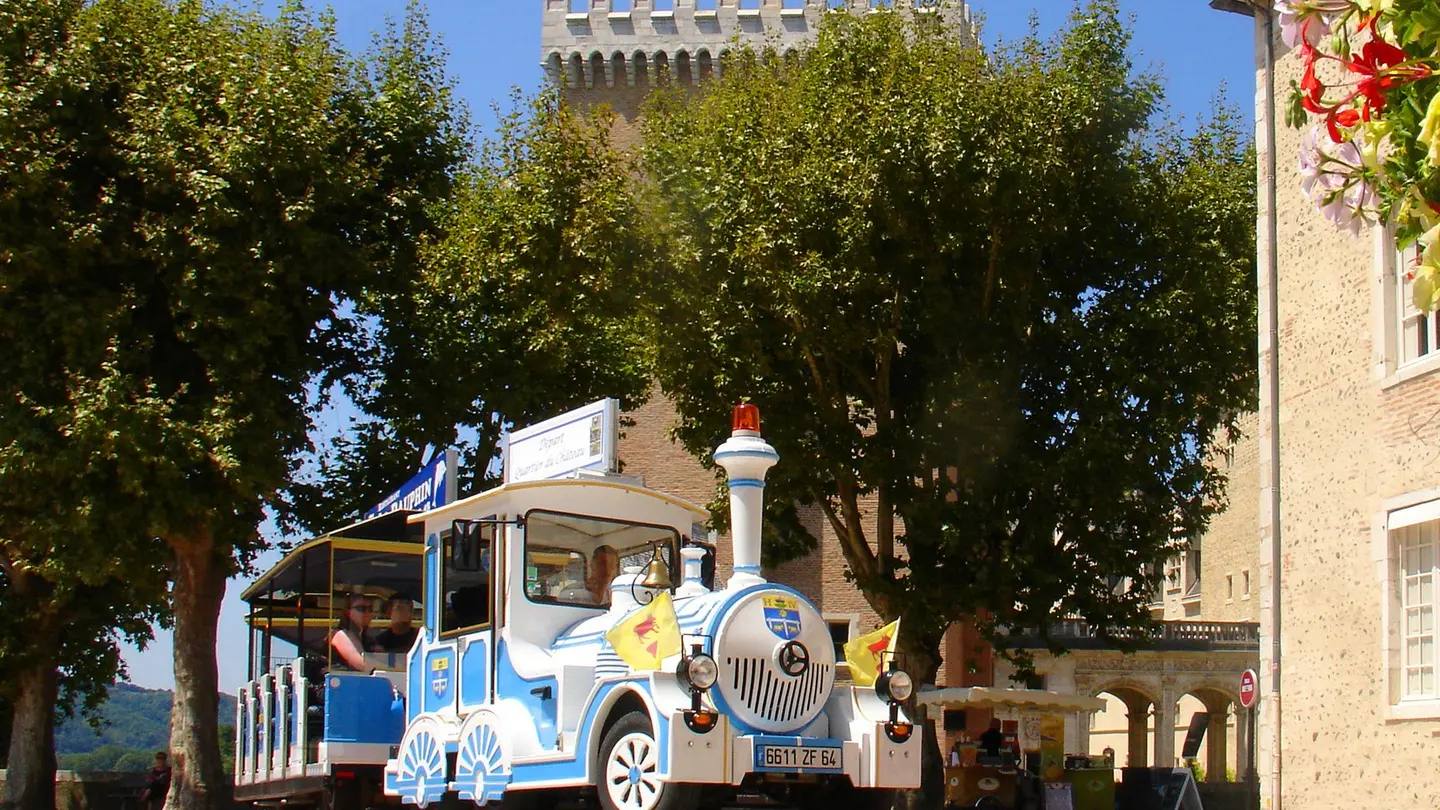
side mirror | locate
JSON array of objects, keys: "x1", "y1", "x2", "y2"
[{"x1": 450, "y1": 520, "x2": 479, "y2": 572}]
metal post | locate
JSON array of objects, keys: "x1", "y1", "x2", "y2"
[
  {"x1": 262, "y1": 580, "x2": 274, "y2": 674},
  {"x1": 297, "y1": 555, "x2": 307, "y2": 664},
  {"x1": 247, "y1": 604, "x2": 256, "y2": 682}
]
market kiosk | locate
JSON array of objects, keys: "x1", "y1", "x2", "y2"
[{"x1": 918, "y1": 687, "x2": 1112, "y2": 810}]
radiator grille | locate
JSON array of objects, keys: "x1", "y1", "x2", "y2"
[{"x1": 724, "y1": 655, "x2": 832, "y2": 727}]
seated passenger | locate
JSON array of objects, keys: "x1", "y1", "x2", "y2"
[
  {"x1": 587, "y1": 545, "x2": 620, "y2": 605},
  {"x1": 451, "y1": 584, "x2": 489, "y2": 628},
  {"x1": 374, "y1": 593, "x2": 419, "y2": 653},
  {"x1": 329, "y1": 593, "x2": 373, "y2": 672}
]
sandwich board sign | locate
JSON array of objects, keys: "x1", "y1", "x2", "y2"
[
  {"x1": 364, "y1": 448, "x2": 458, "y2": 519},
  {"x1": 504, "y1": 398, "x2": 619, "y2": 484}
]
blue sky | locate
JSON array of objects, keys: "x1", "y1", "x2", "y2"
[{"x1": 117, "y1": 0, "x2": 1259, "y2": 695}]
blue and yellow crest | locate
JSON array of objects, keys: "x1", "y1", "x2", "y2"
[
  {"x1": 762, "y1": 595, "x2": 802, "y2": 640},
  {"x1": 430, "y1": 653, "x2": 451, "y2": 698}
]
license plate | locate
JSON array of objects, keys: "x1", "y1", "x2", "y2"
[{"x1": 755, "y1": 744, "x2": 842, "y2": 772}]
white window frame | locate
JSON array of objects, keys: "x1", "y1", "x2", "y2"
[
  {"x1": 1377, "y1": 226, "x2": 1440, "y2": 386},
  {"x1": 1376, "y1": 491, "x2": 1440, "y2": 719},
  {"x1": 825, "y1": 613, "x2": 859, "y2": 675}
]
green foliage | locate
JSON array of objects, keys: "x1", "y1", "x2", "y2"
[
  {"x1": 282, "y1": 87, "x2": 655, "y2": 534},
  {"x1": 639, "y1": 0, "x2": 1257, "y2": 674},
  {"x1": 0, "y1": 0, "x2": 470, "y2": 804}
]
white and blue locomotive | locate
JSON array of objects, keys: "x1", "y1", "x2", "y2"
[{"x1": 233, "y1": 404, "x2": 920, "y2": 810}]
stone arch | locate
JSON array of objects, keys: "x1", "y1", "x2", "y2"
[
  {"x1": 544, "y1": 51, "x2": 565, "y2": 87},
  {"x1": 610, "y1": 51, "x2": 628, "y2": 87},
  {"x1": 695, "y1": 48, "x2": 714, "y2": 83},
  {"x1": 1087, "y1": 680, "x2": 1159, "y2": 769},
  {"x1": 587, "y1": 50, "x2": 608, "y2": 88},
  {"x1": 631, "y1": 50, "x2": 650, "y2": 88},
  {"x1": 1175, "y1": 682, "x2": 1242, "y2": 783},
  {"x1": 567, "y1": 52, "x2": 585, "y2": 89},
  {"x1": 652, "y1": 50, "x2": 671, "y2": 84},
  {"x1": 674, "y1": 48, "x2": 693, "y2": 85}
]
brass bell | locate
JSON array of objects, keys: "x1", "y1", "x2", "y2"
[{"x1": 640, "y1": 551, "x2": 673, "y2": 591}]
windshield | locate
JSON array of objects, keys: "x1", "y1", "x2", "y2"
[{"x1": 522, "y1": 510, "x2": 679, "y2": 609}]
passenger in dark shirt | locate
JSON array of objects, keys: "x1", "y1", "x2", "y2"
[
  {"x1": 140, "y1": 751, "x2": 171, "y2": 810},
  {"x1": 374, "y1": 594, "x2": 419, "y2": 654},
  {"x1": 978, "y1": 719, "x2": 1005, "y2": 758}
]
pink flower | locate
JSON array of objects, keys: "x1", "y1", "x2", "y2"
[
  {"x1": 1275, "y1": 0, "x2": 1353, "y2": 49},
  {"x1": 1299, "y1": 123, "x2": 1383, "y2": 234}
]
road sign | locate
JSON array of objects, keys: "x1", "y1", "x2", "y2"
[{"x1": 1239, "y1": 668, "x2": 1258, "y2": 708}]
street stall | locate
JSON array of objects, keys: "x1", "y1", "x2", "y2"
[{"x1": 917, "y1": 687, "x2": 1111, "y2": 810}]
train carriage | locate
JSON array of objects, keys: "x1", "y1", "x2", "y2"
[{"x1": 234, "y1": 404, "x2": 921, "y2": 810}]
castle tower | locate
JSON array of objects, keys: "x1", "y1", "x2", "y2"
[{"x1": 540, "y1": 0, "x2": 976, "y2": 149}]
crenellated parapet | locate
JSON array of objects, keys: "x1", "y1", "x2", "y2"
[{"x1": 541, "y1": 0, "x2": 975, "y2": 89}]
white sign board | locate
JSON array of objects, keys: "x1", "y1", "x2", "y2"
[{"x1": 504, "y1": 398, "x2": 619, "y2": 484}]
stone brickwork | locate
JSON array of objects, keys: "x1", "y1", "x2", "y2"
[
  {"x1": 1231, "y1": 14, "x2": 1440, "y2": 810},
  {"x1": 1204, "y1": 412, "x2": 1261, "y2": 625}
]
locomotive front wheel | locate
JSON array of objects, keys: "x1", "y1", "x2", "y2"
[{"x1": 596, "y1": 711, "x2": 698, "y2": 810}]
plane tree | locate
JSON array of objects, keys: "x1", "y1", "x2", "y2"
[
  {"x1": 281, "y1": 88, "x2": 656, "y2": 535},
  {"x1": 637, "y1": 2, "x2": 1256, "y2": 803},
  {"x1": 0, "y1": 1, "x2": 469, "y2": 808}
]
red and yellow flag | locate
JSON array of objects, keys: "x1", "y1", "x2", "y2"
[
  {"x1": 843, "y1": 618, "x2": 900, "y2": 687},
  {"x1": 605, "y1": 591, "x2": 683, "y2": 671}
]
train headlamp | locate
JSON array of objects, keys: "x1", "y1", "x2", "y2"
[
  {"x1": 678, "y1": 643, "x2": 720, "y2": 734},
  {"x1": 875, "y1": 668, "x2": 914, "y2": 704},
  {"x1": 677, "y1": 651, "x2": 718, "y2": 692}
]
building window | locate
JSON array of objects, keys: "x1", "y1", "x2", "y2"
[
  {"x1": 943, "y1": 709, "x2": 968, "y2": 732},
  {"x1": 826, "y1": 617, "x2": 853, "y2": 665},
  {"x1": 1399, "y1": 521, "x2": 1438, "y2": 699},
  {"x1": 1242, "y1": 569, "x2": 1251, "y2": 598},
  {"x1": 1395, "y1": 240, "x2": 1439, "y2": 367},
  {"x1": 1226, "y1": 574, "x2": 1234, "y2": 601},
  {"x1": 1183, "y1": 548, "x2": 1202, "y2": 600}
]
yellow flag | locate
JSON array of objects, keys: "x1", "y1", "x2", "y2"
[
  {"x1": 843, "y1": 618, "x2": 900, "y2": 687},
  {"x1": 605, "y1": 591, "x2": 683, "y2": 671}
]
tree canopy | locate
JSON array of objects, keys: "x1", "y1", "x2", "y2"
[
  {"x1": 638, "y1": 0, "x2": 1257, "y2": 676},
  {"x1": 0, "y1": 0, "x2": 470, "y2": 807},
  {"x1": 281, "y1": 88, "x2": 656, "y2": 535}
]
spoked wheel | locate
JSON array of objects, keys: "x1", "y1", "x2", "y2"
[{"x1": 595, "y1": 712, "x2": 698, "y2": 810}]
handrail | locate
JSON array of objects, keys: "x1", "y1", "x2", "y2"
[{"x1": 1002, "y1": 619, "x2": 1261, "y2": 651}]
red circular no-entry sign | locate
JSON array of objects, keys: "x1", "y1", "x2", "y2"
[{"x1": 1239, "y1": 668, "x2": 1258, "y2": 708}]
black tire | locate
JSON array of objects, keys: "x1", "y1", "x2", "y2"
[
  {"x1": 792, "y1": 782, "x2": 898, "y2": 810},
  {"x1": 594, "y1": 711, "x2": 698, "y2": 810}
]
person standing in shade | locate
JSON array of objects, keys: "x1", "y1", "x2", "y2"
[
  {"x1": 375, "y1": 594, "x2": 419, "y2": 653},
  {"x1": 139, "y1": 751, "x2": 171, "y2": 810},
  {"x1": 979, "y1": 718, "x2": 1005, "y2": 758}
]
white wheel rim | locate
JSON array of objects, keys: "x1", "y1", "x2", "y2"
[{"x1": 605, "y1": 731, "x2": 662, "y2": 810}]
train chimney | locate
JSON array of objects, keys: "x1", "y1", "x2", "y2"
[{"x1": 713, "y1": 403, "x2": 778, "y2": 590}]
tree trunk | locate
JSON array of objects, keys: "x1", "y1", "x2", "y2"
[
  {"x1": 165, "y1": 531, "x2": 231, "y2": 810},
  {"x1": 894, "y1": 638, "x2": 944, "y2": 810},
  {"x1": 2, "y1": 659, "x2": 59, "y2": 810}
]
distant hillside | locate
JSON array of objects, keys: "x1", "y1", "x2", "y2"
[{"x1": 56, "y1": 683, "x2": 238, "y2": 763}]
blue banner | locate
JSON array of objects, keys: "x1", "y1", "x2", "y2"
[{"x1": 364, "y1": 448, "x2": 457, "y2": 519}]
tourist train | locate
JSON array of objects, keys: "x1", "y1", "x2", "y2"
[{"x1": 233, "y1": 403, "x2": 920, "y2": 810}]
